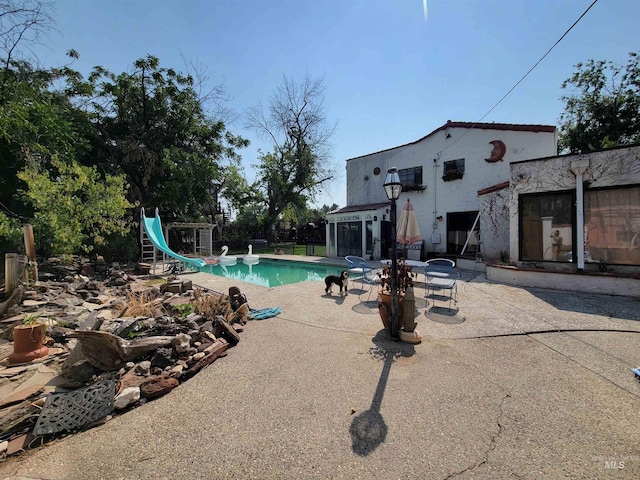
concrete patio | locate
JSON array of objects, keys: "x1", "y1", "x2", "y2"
[{"x1": 1, "y1": 255, "x2": 639, "y2": 479}]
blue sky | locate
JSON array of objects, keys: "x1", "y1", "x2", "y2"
[{"x1": 32, "y1": 0, "x2": 640, "y2": 209}]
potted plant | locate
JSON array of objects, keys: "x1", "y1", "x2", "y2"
[
  {"x1": 442, "y1": 169, "x2": 464, "y2": 182},
  {"x1": 9, "y1": 314, "x2": 49, "y2": 364},
  {"x1": 402, "y1": 183, "x2": 427, "y2": 192},
  {"x1": 377, "y1": 258, "x2": 417, "y2": 331}
]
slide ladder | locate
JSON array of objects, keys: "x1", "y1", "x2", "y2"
[
  {"x1": 140, "y1": 229, "x2": 156, "y2": 265},
  {"x1": 140, "y1": 208, "x2": 206, "y2": 269}
]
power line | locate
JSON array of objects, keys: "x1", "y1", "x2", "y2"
[
  {"x1": 439, "y1": 0, "x2": 599, "y2": 155},
  {"x1": 363, "y1": 0, "x2": 599, "y2": 180}
]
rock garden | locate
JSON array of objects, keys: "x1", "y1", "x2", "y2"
[{"x1": 0, "y1": 255, "x2": 250, "y2": 459}]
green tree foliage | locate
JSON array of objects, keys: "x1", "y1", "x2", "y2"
[
  {"x1": 226, "y1": 204, "x2": 267, "y2": 248},
  {"x1": 0, "y1": 3, "x2": 250, "y2": 259},
  {"x1": 0, "y1": 41, "x2": 128, "y2": 258},
  {"x1": 219, "y1": 164, "x2": 262, "y2": 214},
  {"x1": 558, "y1": 51, "x2": 640, "y2": 153},
  {"x1": 0, "y1": 212, "x2": 22, "y2": 252},
  {"x1": 0, "y1": 61, "x2": 90, "y2": 213},
  {"x1": 0, "y1": 54, "x2": 250, "y2": 259},
  {"x1": 246, "y1": 75, "x2": 335, "y2": 240},
  {"x1": 88, "y1": 55, "x2": 249, "y2": 220},
  {"x1": 17, "y1": 155, "x2": 133, "y2": 255},
  {"x1": 0, "y1": 58, "x2": 135, "y2": 258}
]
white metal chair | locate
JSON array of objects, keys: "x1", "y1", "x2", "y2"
[
  {"x1": 424, "y1": 264, "x2": 460, "y2": 309},
  {"x1": 362, "y1": 269, "x2": 382, "y2": 301},
  {"x1": 345, "y1": 256, "x2": 373, "y2": 279},
  {"x1": 345, "y1": 256, "x2": 379, "y2": 299},
  {"x1": 425, "y1": 258, "x2": 455, "y2": 269}
]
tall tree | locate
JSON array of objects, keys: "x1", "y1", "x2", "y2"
[
  {"x1": 0, "y1": 60, "x2": 134, "y2": 257},
  {"x1": 0, "y1": 0, "x2": 56, "y2": 222},
  {"x1": 246, "y1": 75, "x2": 335, "y2": 240},
  {"x1": 558, "y1": 51, "x2": 640, "y2": 153},
  {"x1": 88, "y1": 55, "x2": 249, "y2": 221}
]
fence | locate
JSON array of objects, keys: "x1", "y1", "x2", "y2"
[{"x1": 305, "y1": 244, "x2": 327, "y2": 256}]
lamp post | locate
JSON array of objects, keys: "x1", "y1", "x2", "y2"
[{"x1": 384, "y1": 167, "x2": 402, "y2": 341}]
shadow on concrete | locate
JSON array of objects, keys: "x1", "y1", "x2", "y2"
[
  {"x1": 352, "y1": 300, "x2": 378, "y2": 315},
  {"x1": 350, "y1": 330, "x2": 416, "y2": 456},
  {"x1": 348, "y1": 287, "x2": 368, "y2": 296},
  {"x1": 524, "y1": 287, "x2": 640, "y2": 322},
  {"x1": 467, "y1": 270, "x2": 640, "y2": 322},
  {"x1": 425, "y1": 306, "x2": 465, "y2": 324},
  {"x1": 322, "y1": 294, "x2": 348, "y2": 306}
]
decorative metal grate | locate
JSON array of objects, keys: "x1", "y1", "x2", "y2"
[{"x1": 33, "y1": 380, "x2": 116, "y2": 436}]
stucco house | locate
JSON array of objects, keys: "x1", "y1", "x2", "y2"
[
  {"x1": 325, "y1": 120, "x2": 557, "y2": 261},
  {"x1": 508, "y1": 144, "x2": 640, "y2": 268},
  {"x1": 482, "y1": 144, "x2": 640, "y2": 296}
]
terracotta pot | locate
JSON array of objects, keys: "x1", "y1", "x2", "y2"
[
  {"x1": 9, "y1": 323, "x2": 49, "y2": 364},
  {"x1": 377, "y1": 291, "x2": 404, "y2": 331}
]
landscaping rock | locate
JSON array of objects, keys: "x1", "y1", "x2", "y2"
[
  {"x1": 114, "y1": 387, "x2": 141, "y2": 409},
  {"x1": 61, "y1": 359, "x2": 98, "y2": 383},
  {"x1": 140, "y1": 375, "x2": 179, "y2": 399},
  {"x1": 171, "y1": 333, "x2": 192, "y2": 353},
  {"x1": 150, "y1": 347, "x2": 175, "y2": 369},
  {"x1": 136, "y1": 361, "x2": 151, "y2": 376},
  {"x1": 0, "y1": 257, "x2": 246, "y2": 459}
]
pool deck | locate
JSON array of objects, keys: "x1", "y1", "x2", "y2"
[{"x1": 2, "y1": 255, "x2": 639, "y2": 479}]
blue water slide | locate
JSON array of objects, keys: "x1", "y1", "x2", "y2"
[{"x1": 141, "y1": 208, "x2": 206, "y2": 268}]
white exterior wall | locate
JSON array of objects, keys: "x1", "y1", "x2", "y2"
[
  {"x1": 509, "y1": 145, "x2": 640, "y2": 263},
  {"x1": 325, "y1": 208, "x2": 387, "y2": 259},
  {"x1": 478, "y1": 188, "x2": 510, "y2": 260},
  {"x1": 347, "y1": 146, "x2": 405, "y2": 206},
  {"x1": 346, "y1": 126, "x2": 556, "y2": 255}
]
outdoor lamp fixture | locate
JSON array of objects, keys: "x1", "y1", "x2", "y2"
[
  {"x1": 384, "y1": 167, "x2": 402, "y2": 341},
  {"x1": 384, "y1": 168, "x2": 402, "y2": 201}
]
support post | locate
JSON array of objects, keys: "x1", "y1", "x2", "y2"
[
  {"x1": 23, "y1": 224, "x2": 37, "y2": 284},
  {"x1": 571, "y1": 158, "x2": 590, "y2": 270}
]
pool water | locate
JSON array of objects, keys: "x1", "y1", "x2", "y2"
[{"x1": 198, "y1": 259, "x2": 344, "y2": 287}]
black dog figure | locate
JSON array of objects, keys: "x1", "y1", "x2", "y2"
[{"x1": 324, "y1": 270, "x2": 349, "y2": 296}]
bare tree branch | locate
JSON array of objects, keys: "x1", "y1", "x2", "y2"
[
  {"x1": 179, "y1": 51, "x2": 237, "y2": 124},
  {"x1": 0, "y1": 0, "x2": 55, "y2": 61},
  {"x1": 245, "y1": 74, "x2": 338, "y2": 240}
]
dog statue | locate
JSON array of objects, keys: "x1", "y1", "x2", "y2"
[{"x1": 324, "y1": 270, "x2": 349, "y2": 296}]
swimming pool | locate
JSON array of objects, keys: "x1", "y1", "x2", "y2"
[{"x1": 198, "y1": 259, "x2": 344, "y2": 287}]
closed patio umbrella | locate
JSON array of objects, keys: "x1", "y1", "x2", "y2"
[{"x1": 397, "y1": 198, "x2": 422, "y2": 258}]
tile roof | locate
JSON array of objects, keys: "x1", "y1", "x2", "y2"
[
  {"x1": 328, "y1": 202, "x2": 391, "y2": 215},
  {"x1": 477, "y1": 181, "x2": 510, "y2": 196},
  {"x1": 347, "y1": 120, "x2": 556, "y2": 162}
]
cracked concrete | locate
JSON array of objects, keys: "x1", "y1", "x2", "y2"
[
  {"x1": 1, "y1": 257, "x2": 638, "y2": 479},
  {"x1": 445, "y1": 391, "x2": 511, "y2": 479}
]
